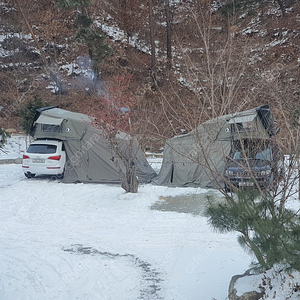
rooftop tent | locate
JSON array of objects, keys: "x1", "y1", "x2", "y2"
[
  {"x1": 216, "y1": 105, "x2": 279, "y2": 141},
  {"x1": 30, "y1": 106, "x2": 91, "y2": 140},
  {"x1": 30, "y1": 107, "x2": 157, "y2": 184},
  {"x1": 156, "y1": 105, "x2": 279, "y2": 188}
]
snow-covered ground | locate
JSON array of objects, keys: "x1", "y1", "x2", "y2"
[
  {"x1": 0, "y1": 162, "x2": 251, "y2": 300},
  {"x1": 0, "y1": 134, "x2": 31, "y2": 160},
  {"x1": 0, "y1": 135, "x2": 299, "y2": 299}
]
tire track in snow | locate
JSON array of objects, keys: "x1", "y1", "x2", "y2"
[{"x1": 62, "y1": 244, "x2": 164, "y2": 300}]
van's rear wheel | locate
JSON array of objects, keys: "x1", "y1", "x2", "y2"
[
  {"x1": 57, "y1": 171, "x2": 64, "y2": 179},
  {"x1": 25, "y1": 172, "x2": 35, "y2": 178},
  {"x1": 51, "y1": 170, "x2": 65, "y2": 181}
]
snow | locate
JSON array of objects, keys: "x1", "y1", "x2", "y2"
[
  {"x1": 46, "y1": 83, "x2": 60, "y2": 94},
  {"x1": 0, "y1": 134, "x2": 31, "y2": 160},
  {"x1": 266, "y1": 38, "x2": 289, "y2": 48},
  {"x1": 1, "y1": 135, "x2": 300, "y2": 299},
  {"x1": 0, "y1": 163, "x2": 253, "y2": 299},
  {"x1": 0, "y1": 32, "x2": 34, "y2": 58},
  {"x1": 0, "y1": 136, "x2": 253, "y2": 299},
  {"x1": 96, "y1": 19, "x2": 151, "y2": 55},
  {"x1": 235, "y1": 267, "x2": 300, "y2": 299}
]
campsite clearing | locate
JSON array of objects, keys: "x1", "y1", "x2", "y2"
[
  {"x1": 1, "y1": 135, "x2": 300, "y2": 299},
  {"x1": 0, "y1": 163, "x2": 251, "y2": 300}
]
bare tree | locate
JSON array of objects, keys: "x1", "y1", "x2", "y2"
[
  {"x1": 13, "y1": 0, "x2": 64, "y2": 93},
  {"x1": 148, "y1": 7, "x2": 249, "y2": 139},
  {"x1": 149, "y1": 0, "x2": 157, "y2": 89},
  {"x1": 81, "y1": 74, "x2": 142, "y2": 193},
  {"x1": 276, "y1": 0, "x2": 286, "y2": 15},
  {"x1": 164, "y1": 0, "x2": 172, "y2": 70},
  {"x1": 100, "y1": 0, "x2": 148, "y2": 46}
]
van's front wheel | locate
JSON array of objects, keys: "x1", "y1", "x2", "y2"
[{"x1": 224, "y1": 182, "x2": 231, "y2": 193}]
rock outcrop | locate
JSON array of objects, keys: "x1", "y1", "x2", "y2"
[{"x1": 228, "y1": 269, "x2": 265, "y2": 300}]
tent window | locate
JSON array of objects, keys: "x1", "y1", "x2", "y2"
[
  {"x1": 42, "y1": 124, "x2": 62, "y2": 133},
  {"x1": 235, "y1": 121, "x2": 256, "y2": 132}
]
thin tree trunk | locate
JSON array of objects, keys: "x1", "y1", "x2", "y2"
[
  {"x1": 110, "y1": 136, "x2": 139, "y2": 193},
  {"x1": 14, "y1": 0, "x2": 64, "y2": 94},
  {"x1": 242, "y1": 233, "x2": 268, "y2": 270},
  {"x1": 164, "y1": 0, "x2": 172, "y2": 70},
  {"x1": 120, "y1": 0, "x2": 130, "y2": 42},
  {"x1": 149, "y1": 0, "x2": 157, "y2": 89},
  {"x1": 14, "y1": 0, "x2": 47, "y2": 64},
  {"x1": 276, "y1": 0, "x2": 285, "y2": 16}
]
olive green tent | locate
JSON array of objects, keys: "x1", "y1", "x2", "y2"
[
  {"x1": 30, "y1": 106, "x2": 157, "y2": 184},
  {"x1": 156, "y1": 105, "x2": 279, "y2": 188}
]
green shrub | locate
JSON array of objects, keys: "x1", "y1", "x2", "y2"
[
  {"x1": 0, "y1": 127, "x2": 11, "y2": 151},
  {"x1": 17, "y1": 95, "x2": 46, "y2": 134}
]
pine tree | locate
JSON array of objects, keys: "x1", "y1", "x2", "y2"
[
  {"x1": 0, "y1": 128, "x2": 10, "y2": 152},
  {"x1": 205, "y1": 190, "x2": 300, "y2": 272}
]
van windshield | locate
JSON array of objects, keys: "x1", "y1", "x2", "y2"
[
  {"x1": 233, "y1": 148, "x2": 272, "y2": 161},
  {"x1": 27, "y1": 144, "x2": 57, "y2": 154},
  {"x1": 255, "y1": 148, "x2": 272, "y2": 161}
]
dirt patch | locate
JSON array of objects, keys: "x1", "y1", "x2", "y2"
[
  {"x1": 150, "y1": 192, "x2": 226, "y2": 216},
  {"x1": 0, "y1": 158, "x2": 22, "y2": 164}
]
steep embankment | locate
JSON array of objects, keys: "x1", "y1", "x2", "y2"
[{"x1": 0, "y1": 1, "x2": 299, "y2": 137}]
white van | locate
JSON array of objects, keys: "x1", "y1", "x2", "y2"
[{"x1": 22, "y1": 140, "x2": 66, "y2": 178}]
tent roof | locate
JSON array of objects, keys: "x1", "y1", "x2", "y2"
[
  {"x1": 41, "y1": 107, "x2": 92, "y2": 123},
  {"x1": 35, "y1": 115, "x2": 64, "y2": 125},
  {"x1": 227, "y1": 113, "x2": 257, "y2": 124}
]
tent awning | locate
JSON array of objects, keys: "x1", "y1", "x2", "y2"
[
  {"x1": 35, "y1": 115, "x2": 64, "y2": 126},
  {"x1": 228, "y1": 113, "x2": 256, "y2": 124}
]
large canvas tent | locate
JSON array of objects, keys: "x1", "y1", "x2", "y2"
[
  {"x1": 156, "y1": 105, "x2": 279, "y2": 188},
  {"x1": 30, "y1": 106, "x2": 157, "y2": 184}
]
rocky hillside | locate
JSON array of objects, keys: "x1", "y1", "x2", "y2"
[{"x1": 0, "y1": 0, "x2": 299, "y2": 143}]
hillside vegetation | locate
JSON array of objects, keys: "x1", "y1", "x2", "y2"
[{"x1": 0, "y1": 0, "x2": 300, "y2": 148}]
